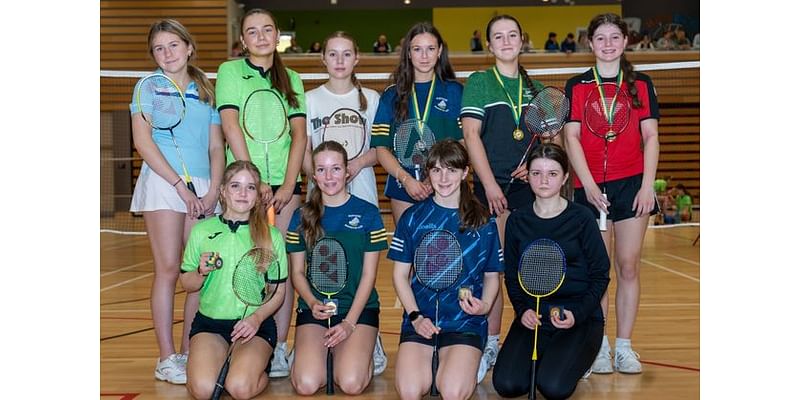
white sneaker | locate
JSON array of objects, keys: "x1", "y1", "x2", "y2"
[
  {"x1": 591, "y1": 345, "x2": 614, "y2": 374},
  {"x1": 269, "y1": 342, "x2": 290, "y2": 378},
  {"x1": 476, "y1": 337, "x2": 499, "y2": 383},
  {"x1": 372, "y1": 334, "x2": 388, "y2": 376},
  {"x1": 581, "y1": 368, "x2": 592, "y2": 379},
  {"x1": 476, "y1": 353, "x2": 490, "y2": 383},
  {"x1": 154, "y1": 354, "x2": 187, "y2": 385},
  {"x1": 614, "y1": 346, "x2": 642, "y2": 374}
]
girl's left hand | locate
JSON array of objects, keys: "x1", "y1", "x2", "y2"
[
  {"x1": 201, "y1": 192, "x2": 219, "y2": 217},
  {"x1": 510, "y1": 163, "x2": 529, "y2": 183},
  {"x1": 346, "y1": 159, "x2": 362, "y2": 184},
  {"x1": 459, "y1": 292, "x2": 490, "y2": 315},
  {"x1": 550, "y1": 309, "x2": 575, "y2": 329},
  {"x1": 323, "y1": 321, "x2": 354, "y2": 348},
  {"x1": 231, "y1": 314, "x2": 261, "y2": 343},
  {"x1": 632, "y1": 185, "x2": 656, "y2": 218},
  {"x1": 270, "y1": 184, "x2": 294, "y2": 213}
]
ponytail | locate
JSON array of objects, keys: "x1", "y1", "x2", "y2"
[
  {"x1": 518, "y1": 64, "x2": 538, "y2": 95},
  {"x1": 458, "y1": 180, "x2": 490, "y2": 232},
  {"x1": 299, "y1": 185, "x2": 325, "y2": 246},
  {"x1": 351, "y1": 73, "x2": 367, "y2": 112},
  {"x1": 187, "y1": 64, "x2": 215, "y2": 107},
  {"x1": 620, "y1": 54, "x2": 641, "y2": 108},
  {"x1": 250, "y1": 184, "x2": 275, "y2": 264}
]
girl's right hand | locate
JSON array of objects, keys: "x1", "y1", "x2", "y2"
[
  {"x1": 520, "y1": 309, "x2": 542, "y2": 331},
  {"x1": 484, "y1": 181, "x2": 508, "y2": 216},
  {"x1": 404, "y1": 178, "x2": 433, "y2": 201},
  {"x1": 583, "y1": 183, "x2": 610, "y2": 214},
  {"x1": 197, "y1": 252, "x2": 217, "y2": 276},
  {"x1": 259, "y1": 182, "x2": 274, "y2": 207},
  {"x1": 177, "y1": 183, "x2": 205, "y2": 219},
  {"x1": 411, "y1": 316, "x2": 440, "y2": 339},
  {"x1": 311, "y1": 301, "x2": 336, "y2": 320}
]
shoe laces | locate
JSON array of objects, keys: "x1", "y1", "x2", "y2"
[{"x1": 615, "y1": 347, "x2": 640, "y2": 362}]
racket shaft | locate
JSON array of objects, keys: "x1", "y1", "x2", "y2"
[
  {"x1": 326, "y1": 349, "x2": 334, "y2": 395},
  {"x1": 211, "y1": 354, "x2": 231, "y2": 400},
  {"x1": 431, "y1": 337, "x2": 440, "y2": 396},
  {"x1": 599, "y1": 193, "x2": 608, "y2": 231}
]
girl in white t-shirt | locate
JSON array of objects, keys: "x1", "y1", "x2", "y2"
[{"x1": 304, "y1": 31, "x2": 380, "y2": 207}]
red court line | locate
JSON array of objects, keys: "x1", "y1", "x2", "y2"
[
  {"x1": 100, "y1": 393, "x2": 139, "y2": 400},
  {"x1": 641, "y1": 360, "x2": 700, "y2": 372}
]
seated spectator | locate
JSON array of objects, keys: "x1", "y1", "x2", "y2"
[
  {"x1": 308, "y1": 41, "x2": 322, "y2": 53},
  {"x1": 470, "y1": 30, "x2": 484, "y2": 52},
  {"x1": 635, "y1": 34, "x2": 656, "y2": 51},
  {"x1": 544, "y1": 32, "x2": 559, "y2": 52},
  {"x1": 284, "y1": 37, "x2": 303, "y2": 53},
  {"x1": 657, "y1": 30, "x2": 677, "y2": 50},
  {"x1": 230, "y1": 41, "x2": 243, "y2": 58},
  {"x1": 522, "y1": 32, "x2": 534, "y2": 53},
  {"x1": 373, "y1": 34, "x2": 391, "y2": 53},
  {"x1": 576, "y1": 31, "x2": 590, "y2": 52},
  {"x1": 560, "y1": 32, "x2": 576, "y2": 53},
  {"x1": 674, "y1": 27, "x2": 692, "y2": 50},
  {"x1": 692, "y1": 32, "x2": 700, "y2": 49}
]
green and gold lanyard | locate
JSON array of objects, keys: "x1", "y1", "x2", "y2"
[
  {"x1": 492, "y1": 66, "x2": 525, "y2": 141},
  {"x1": 591, "y1": 66, "x2": 624, "y2": 140}
]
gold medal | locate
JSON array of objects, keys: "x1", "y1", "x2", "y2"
[
  {"x1": 606, "y1": 130, "x2": 617, "y2": 142},
  {"x1": 513, "y1": 128, "x2": 524, "y2": 141}
]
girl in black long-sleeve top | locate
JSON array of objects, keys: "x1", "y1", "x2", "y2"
[{"x1": 493, "y1": 143, "x2": 610, "y2": 400}]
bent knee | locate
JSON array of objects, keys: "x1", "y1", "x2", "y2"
[
  {"x1": 186, "y1": 379, "x2": 215, "y2": 400},
  {"x1": 537, "y1": 381, "x2": 576, "y2": 400},
  {"x1": 292, "y1": 374, "x2": 323, "y2": 396},
  {"x1": 492, "y1": 379, "x2": 527, "y2": 399},
  {"x1": 225, "y1": 376, "x2": 264, "y2": 400},
  {"x1": 337, "y1": 373, "x2": 370, "y2": 395},
  {"x1": 439, "y1": 382, "x2": 475, "y2": 400},
  {"x1": 395, "y1": 381, "x2": 428, "y2": 400}
]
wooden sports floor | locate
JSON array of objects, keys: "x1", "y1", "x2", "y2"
[{"x1": 100, "y1": 217, "x2": 700, "y2": 400}]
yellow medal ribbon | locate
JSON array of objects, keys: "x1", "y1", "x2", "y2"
[
  {"x1": 492, "y1": 66, "x2": 524, "y2": 140},
  {"x1": 411, "y1": 77, "x2": 436, "y2": 132},
  {"x1": 591, "y1": 66, "x2": 624, "y2": 140}
]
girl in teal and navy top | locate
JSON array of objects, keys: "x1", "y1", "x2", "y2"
[{"x1": 370, "y1": 22, "x2": 463, "y2": 225}]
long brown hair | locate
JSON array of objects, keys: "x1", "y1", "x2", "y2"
[
  {"x1": 390, "y1": 22, "x2": 456, "y2": 122},
  {"x1": 219, "y1": 161, "x2": 274, "y2": 261},
  {"x1": 425, "y1": 139, "x2": 489, "y2": 232},
  {"x1": 240, "y1": 9, "x2": 300, "y2": 108},
  {"x1": 299, "y1": 141, "x2": 349, "y2": 245},
  {"x1": 322, "y1": 31, "x2": 368, "y2": 112},
  {"x1": 587, "y1": 13, "x2": 642, "y2": 108},
  {"x1": 147, "y1": 19, "x2": 215, "y2": 106},
  {"x1": 486, "y1": 15, "x2": 537, "y2": 94}
]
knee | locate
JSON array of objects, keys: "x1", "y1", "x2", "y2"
[
  {"x1": 186, "y1": 378, "x2": 215, "y2": 400},
  {"x1": 395, "y1": 381, "x2": 426, "y2": 400},
  {"x1": 492, "y1": 374, "x2": 527, "y2": 398},
  {"x1": 439, "y1": 381, "x2": 475, "y2": 400},
  {"x1": 537, "y1": 380, "x2": 576, "y2": 400},
  {"x1": 225, "y1": 375, "x2": 262, "y2": 400},
  {"x1": 292, "y1": 373, "x2": 322, "y2": 396},
  {"x1": 615, "y1": 260, "x2": 640, "y2": 281},
  {"x1": 337, "y1": 373, "x2": 369, "y2": 395}
]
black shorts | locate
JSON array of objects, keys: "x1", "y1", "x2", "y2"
[
  {"x1": 189, "y1": 312, "x2": 277, "y2": 348},
  {"x1": 573, "y1": 174, "x2": 658, "y2": 223},
  {"x1": 399, "y1": 331, "x2": 485, "y2": 352},
  {"x1": 383, "y1": 166, "x2": 423, "y2": 204},
  {"x1": 473, "y1": 178, "x2": 533, "y2": 213},
  {"x1": 295, "y1": 307, "x2": 380, "y2": 329},
  {"x1": 270, "y1": 182, "x2": 303, "y2": 195}
]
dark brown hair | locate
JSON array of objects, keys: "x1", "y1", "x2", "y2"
[
  {"x1": 486, "y1": 15, "x2": 536, "y2": 94},
  {"x1": 299, "y1": 141, "x2": 349, "y2": 245},
  {"x1": 588, "y1": 13, "x2": 642, "y2": 108}
]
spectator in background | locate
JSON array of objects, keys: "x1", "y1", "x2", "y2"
[
  {"x1": 670, "y1": 184, "x2": 693, "y2": 223},
  {"x1": 471, "y1": 30, "x2": 484, "y2": 52},
  {"x1": 285, "y1": 37, "x2": 303, "y2": 53},
  {"x1": 521, "y1": 32, "x2": 534, "y2": 53},
  {"x1": 544, "y1": 32, "x2": 559, "y2": 52},
  {"x1": 231, "y1": 41, "x2": 243, "y2": 58},
  {"x1": 307, "y1": 41, "x2": 322, "y2": 53},
  {"x1": 560, "y1": 32, "x2": 576, "y2": 53},
  {"x1": 657, "y1": 30, "x2": 677, "y2": 50},
  {"x1": 674, "y1": 27, "x2": 691, "y2": 50},
  {"x1": 395, "y1": 37, "x2": 406, "y2": 53},
  {"x1": 692, "y1": 32, "x2": 700, "y2": 49},
  {"x1": 635, "y1": 34, "x2": 656, "y2": 51},
  {"x1": 373, "y1": 34, "x2": 392, "y2": 53},
  {"x1": 576, "y1": 30, "x2": 590, "y2": 52}
]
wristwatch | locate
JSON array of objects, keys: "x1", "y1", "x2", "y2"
[{"x1": 408, "y1": 310, "x2": 423, "y2": 322}]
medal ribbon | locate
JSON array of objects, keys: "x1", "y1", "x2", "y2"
[
  {"x1": 492, "y1": 66, "x2": 523, "y2": 132},
  {"x1": 591, "y1": 66, "x2": 624, "y2": 129},
  {"x1": 411, "y1": 77, "x2": 436, "y2": 132}
]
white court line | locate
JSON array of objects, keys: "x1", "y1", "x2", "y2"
[
  {"x1": 664, "y1": 253, "x2": 700, "y2": 266},
  {"x1": 102, "y1": 239, "x2": 148, "y2": 252},
  {"x1": 641, "y1": 258, "x2": 699, "y2": 283},
  {"x1": 101, "y1": 273, "x2": 154, "y2": 292},
  {"x1": 101, "y1": 260, "x2": 152, "y2": 277}
]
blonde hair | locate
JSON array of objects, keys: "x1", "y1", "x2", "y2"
[{"x1": 220, "y1": 161, "x2": 274, "y2": 260}]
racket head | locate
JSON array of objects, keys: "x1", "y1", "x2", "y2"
[
  {"x1": 523, "y1": 86, "x2": 569, "y2": 139},
  {"x1": 583, "y1": 82, "x2": 632, "y2": 141},
  {"x1": 393, "y1": 119, "x2": 436, "y2": 171},
  {"x1": 242, "y1": 89, "x2": 289, "y2": 144},
  {"x1": 307, "y1": 237, "x2": 349, "y2": 295},
  {"x1": 135, "y1": 73, "x2": 186, "y2": 130},
  {"x1": 321, "y1": 107, "x2": 367, "y2": 161},
  {"x1": 413, "y1": 230, "x2": 462, "y2": 291},
  {"x1": 517, "y1": 238, "x2": 567, "y2": 298},
  {"x1": 232, "y1": 247, "x2": 278, "y2": 307}
]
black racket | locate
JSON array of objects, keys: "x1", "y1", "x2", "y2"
[
  {"x1": 321, "y1": 107, "x2": 367, "y2": 162},
  {"x1": 307, "y1": 237, "x2": 349, "y2": 396},
  {"x1": 211, "y1": 248, "x2": 279, "y2": 400},
  {"x1": 393, "y1": 118, "x2": 436, "y2": 186},
  {"x1": 517, "y1": 238, "x2": 567, "y2": 400},
  {"x1": 584, "y1": 82, "x2": 632, "y2": 231},
  {"x1": 504, "y1": 87, "x2": 570, "y2": 195},
  {"x1": 413, "y1": 230, "x2": 463, "y2": 397}
]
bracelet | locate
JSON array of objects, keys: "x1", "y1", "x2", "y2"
[
  {"x1": 341, "y1": 319, "x2": 356, "y2": 333},
  {"x1": 172, "y1": 178, "x2": 182, "y2": 187}
]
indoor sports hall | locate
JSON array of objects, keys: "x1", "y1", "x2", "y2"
[{"x1": 101, "y1": 1, "x2": 699, "y2": 398}]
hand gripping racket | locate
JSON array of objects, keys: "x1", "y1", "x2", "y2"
[
  {"x1": 393, "y1": 118, "x2": 436, "y2": 186},
  {"x1": 413, "y1": 230, "x2": 463, "y2": 397},
  {"x1": 136, "y1": 73, "x2": 204, "y2": 218},
  {"x1": 211, "y1": 248, "x2": 279, "y2": 400},
  {"x1": 504, "y1": 87, "x2": 570, "y2": 195},
  {"x1": 307, "y1": 237, "x2": 349, "y2": 395},
  {"x1": 242, "y1": 89, "x2": 289, "y2": 226},
  {"x1": 517, "y1": 238, "x2": 567, "y2": 400},
  {"x1": 583, "y1": 82, "x2": 632, "y2": 231}
]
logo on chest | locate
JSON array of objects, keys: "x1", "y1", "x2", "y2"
[
  {"x1": 434, "y1": 96, "x2": 449, "y2": 112},
  {"x1": 345, "y1": 214, "x2": 364, "y2": 230}
]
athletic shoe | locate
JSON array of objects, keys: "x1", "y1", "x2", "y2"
[
  {"x1": 476, "y1": 352, "x2": 491, "y2": 383},
  {"x1": 482, "y1": 337, "x2": 500, "y2": 369},
  {"x1": 373, "y1": 334, "x2": 388, "y2": 376},
  {"x1": 591, "y1": 345, "x2": 614, "y2": 374},
  {"x1": 269, "y1": 342, "x2": 290, "y2": 378},
  {"x1": 582, "y1": 368, "x2": 592, "y2": 379},
  {"x1": 614, "y1": 346, "x2": 642, "y2": 374},
  {"x1": 154, "y1": 353, "x2": 187, "y2": 385}
]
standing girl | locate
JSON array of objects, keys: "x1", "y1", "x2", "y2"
[
  {"x1": 181, "y1": 161, "x2": 288, "y2": 399},
  {"x1": 563, "y1": 13, "x2": 660, "y2": 374},
  {"x1": 391, "y1": 139, "x2": 503, "y2": 400},
  {"x1": 461, "y1": 14, "x2": 553, "y2": 379},
  {"x1": 287, "y1": 141, "x2": 388, "y2": 395},
  {"x1": 370, "y1": 21, "x2": 464, "y2": 225},
  {"x1": 493, "y1": 143, "x2": 610, "y2": 399},
  {"x1": 130, "y1": 19, "x2": 225, "y2": 385},
  {"x1": 215, "y1": 8, "x2": 308, "y2": 377}
]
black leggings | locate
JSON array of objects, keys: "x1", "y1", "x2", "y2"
[{"x1": 492, "y1": 317, "x2": 603, "y2": 399}]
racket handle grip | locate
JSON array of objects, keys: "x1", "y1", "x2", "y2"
[
  {"x1": 430, "y1": 345, "x2": 440, "y2": 396},
  {"x1": 187, "y1": 181, "x2": 198, "y2": 196},
  {"x1": 529, "y1": 359, "x2": 537, "y2": 400},
  {"x1": 599, "y1": 193, "x2": 608, "y2": 231},
  {"x1": 211, "y1": 360, "x2": 229, "y2": 400},
  {"x1": 267, "y1": 206, "x2": 276, "y2": 226},
  {"x1": 326, "y1": 350, "x2": 334, "y2": 395}
]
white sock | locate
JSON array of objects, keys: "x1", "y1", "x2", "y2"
[{"x1": 616, "y1": 338, "x2": 631, "y2": 349}]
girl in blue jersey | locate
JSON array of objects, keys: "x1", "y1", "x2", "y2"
[
  {"x1": 181, "y1": 160, "x2": 288, "y2": 399},
  {"x1": 286, "y1": 141, "x2": 388, "y2": 395},
  {"x1": 390, "y1": 139, "x2": 503, "y2": 400},
  {"x1": 370, "y1": 22, "x2": 464, "y2": 226},
  {"x1": 129, "y1": 19, "x2": 225, "y2": 385}
]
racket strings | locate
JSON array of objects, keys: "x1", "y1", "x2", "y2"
[
  {"x1": 393, "y1": 119, "x2": 436, "y2": 167},
  {"x1": 584, "y1": 85, "x2": 632, "y2": 139},
  {"x1": 140, "y1": 76, "x2": 185, "y2": 129},
  {"x1": 414, "y1": 232, "x2": 462, "y2": 291},
  {"x1": 322, "y1": 108, "x2": 367, "y2": 160},
  {"x1": 309, "y1": 239, "x2": 348, "y2": 294},
  {"x1": 242, "y1": 90, "x2": 288, "y2": 143},
  {"x1": 519, "y1": 243, "x2": 566, "y2": 296},
  {"x1": 523, "y1": 87, "x2": 569, "y2": 138},
  {"x1": 232, "y1": 248, "x2": 274, "y2": 307}
]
